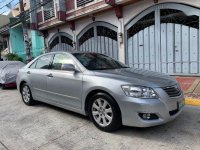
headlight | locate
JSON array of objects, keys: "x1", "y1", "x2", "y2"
[{"x1": 121, "y1": 85, "x2": 158, "y2": 98}]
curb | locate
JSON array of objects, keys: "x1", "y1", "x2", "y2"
[{"x1": 185, "y1": 98, "x2": 200, "y2": 106}]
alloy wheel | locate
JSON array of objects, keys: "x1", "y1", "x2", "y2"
[
  {"x1": 92, "y1": 98, "x2": 113, "y2": 127},
  {"x1": 22, "y1": 86, "x2": 31, "y2": 103}
]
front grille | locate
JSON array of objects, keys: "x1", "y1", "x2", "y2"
[{"x1": 162, "y1": 85, "x2": 182, "y2": 97}]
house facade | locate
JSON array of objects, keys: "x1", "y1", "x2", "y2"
[
  {"x1": 31, "y1": 0, "x2": 200, "y2": 77},
  {"x1": 0, "y1": 0, "x2": 45, "y2": 61}
]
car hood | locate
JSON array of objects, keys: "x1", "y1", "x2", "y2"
[{"x1": 93, "y1": 68, "x2": 178, "y2": 88}]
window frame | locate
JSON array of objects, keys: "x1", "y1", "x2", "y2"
[{"x1": 29, "y1": 60, "x2": 38, "y2": 69}]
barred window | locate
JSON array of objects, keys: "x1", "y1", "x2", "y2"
[
  {"x1": 77, "y1": 0, "x2": 94, "y2": 7},
  {"x1": 43, "y1": 0, "x2": 55, "y2": 21}
]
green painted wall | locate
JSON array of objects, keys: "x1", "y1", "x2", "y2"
[
  {"x1": 9, "y1": 26, "x2": 26, "y2": 61},
  {"x1": 31, "y1": 30, "x2": 45, "y2": 58},
  {"x1": 9, "y1": 28, "x2": 45, "y2": 62}
]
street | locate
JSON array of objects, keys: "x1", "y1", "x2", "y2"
[{"x1": 0, "y1": 89, "x2": 200, "y2": 150}]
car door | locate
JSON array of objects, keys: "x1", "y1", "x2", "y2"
[
  {"x1": 46, "y1": 53, "x2": 83, "y2": 109},
  {"x1": 28, "y1": 54, "x2": 53, "y2": 101}
]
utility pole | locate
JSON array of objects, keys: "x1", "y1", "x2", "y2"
[{"x1": 19, "y1": 0, "x2": 31, "y2": 63}]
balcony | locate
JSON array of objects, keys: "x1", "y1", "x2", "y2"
[
  {"x1": 36, "y1": 0, "x2": 65, "y2": 30},
  {"x1": 36, "y1": 0, "x2": 132, "y2": 29},
  {"x1": 65, "y1": 0, "x2": 109, "y2": 20},
  {"x1": 65, "y1": 0, "x2": 105, "y2": 12},
  {"x1": 0, "y1": 24, "x2": 9, "y2": 35}
]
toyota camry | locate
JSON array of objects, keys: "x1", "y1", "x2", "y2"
[{"x1": 16, "y1": 52, "x2": 184, "y2": 132}]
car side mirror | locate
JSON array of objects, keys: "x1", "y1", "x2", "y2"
[{"x1": 61, "y1": 64, "x2": 76, "y2": 71}]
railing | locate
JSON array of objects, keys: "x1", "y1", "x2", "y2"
[
  {"x1": 76, "y1": 0, "x2": 94, "y2": 7},
  {"x1": 0, "y1": 24, "x2": 9, "y2": 34},
  {"x1": 37, "y1": 0, "x2": 105, "y2": 28},
  {"x1": 43, "y1": 0, "x2": 55, "y2": 21}
]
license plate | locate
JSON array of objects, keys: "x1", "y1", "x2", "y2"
[{"x1": 177, "y1": 100, "x2": 184, "y2": 110}]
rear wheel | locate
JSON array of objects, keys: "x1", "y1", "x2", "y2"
[
  {"x1": 0, "y1": 84, "x2": 5, "y2": 89},
  {"x1": 21, "y1": 83, "x2": 35, "y2": 106},
  {"x1": 88, "y1": 93, "x2": 122, "y2": 132}
]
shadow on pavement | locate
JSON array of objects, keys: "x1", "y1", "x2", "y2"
[{"x1": 34, "y1": 101, "x2": 90, "y2": 121}]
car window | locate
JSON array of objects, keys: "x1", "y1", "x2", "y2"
[
  {"x1": 35, "y1": 55, "x2": 52, "y2": 69},
  {"x1": 29, "y1": 60, "x2": 37, "y2": 69},
  {"x1": 52, "y1": 54, "x2": 75, "y2": 70},
  {"x1": 72, "y1": 53, "x2": 129, "y2": 70}
]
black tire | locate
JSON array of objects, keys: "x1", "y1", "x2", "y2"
[
  {"x1": 21, "y1": 83, "x2": 35, "y2": 106},
  {"x1": 88, "y1": 93, "x2": 122, "y2": 132},
  {"x1": 1, "y1": 84, "x2": 6, "y2": 89}
]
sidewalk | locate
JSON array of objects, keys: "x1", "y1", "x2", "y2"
[{"x1": 176, "y1": 77, "x2": 200, "y2": 106}]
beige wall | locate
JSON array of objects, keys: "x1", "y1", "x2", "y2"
[
  {"x1": 11, "y1": 0, "x2": 30, "y2": 17},
  {"x1": 0, "y1": 14, "x2": 10, "y2": 27}
]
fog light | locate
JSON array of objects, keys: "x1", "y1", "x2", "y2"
[{"x1": 139, "y1": 113, "x2": 159, "y2": 120}]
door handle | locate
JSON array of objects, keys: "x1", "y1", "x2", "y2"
[
  {"x1": 27, "y1": 71, "x2": 30, "y2": 74},
  {"x1": 47, "y1": 73, "x2": 53, "y2": 78}
]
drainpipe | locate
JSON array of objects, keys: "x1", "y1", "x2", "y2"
[{"x1": 69, "y1": 21, "x2": 76, "y2": 50}]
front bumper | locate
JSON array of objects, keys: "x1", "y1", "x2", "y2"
[{"x1": 116, "y1": 88, "x2": 185, "y2": 127}]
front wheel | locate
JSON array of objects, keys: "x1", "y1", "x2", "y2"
[
  {"x1": 88, "y1": 93, "x2": 122, "y2": 132},
  {"x1": 21, "y1": 83, "x2": 35, "y2": 106}
]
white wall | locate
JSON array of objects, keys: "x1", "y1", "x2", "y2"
[
  {"x1": 75, "y1": 9, "x2": 119, "y2": 35},
  {"x1": 46, "y1": 0, "x2": 200, "y2": 63},
  {"x1": 47, "y1": 25, "x2": 73, "y2": 43}
]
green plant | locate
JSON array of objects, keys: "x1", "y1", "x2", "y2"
[{"x1": 5, "y1": 53, "x2": 23, "y2": 62}]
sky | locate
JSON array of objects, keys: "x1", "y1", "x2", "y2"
[{"x1": 0, "y1": 0, "x2": 19, "y2": 15}]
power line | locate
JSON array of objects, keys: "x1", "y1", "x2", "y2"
[
  {"x1": 0, "y1": 0, "x2": 53, "y2": 23},
  {"x1": 0, "y1": 0, "x2": 17, "y2": 10},
  {"x1": 0, "y1": 2, "x2": 19, "y2": 15},
  {"x1": 0, "y1": 0, "x2": 52, "y2": 15}
]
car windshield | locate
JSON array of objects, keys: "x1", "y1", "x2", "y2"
[{"x1": 72, "y1": 53, "x2": 129, "y2": 70}]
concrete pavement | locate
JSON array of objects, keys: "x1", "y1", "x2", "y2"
[{"x1": 0, "y1": 89, "x2": 200, "y2": 150}]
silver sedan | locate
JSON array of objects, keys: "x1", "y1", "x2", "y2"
[{"x1": 16, "y1": 52, "x2": 184, "y2": 132}]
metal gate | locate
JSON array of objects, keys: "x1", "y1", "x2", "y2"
[
  {"x1": 77, "y1": 22, "x2": 118, "y2": 59},
  {"x1": 49, "y1": 32, "x2": 73, "y2": 52},
  {"x1": 126, "y1": 3, "x2": 200, "y2": 75}
]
